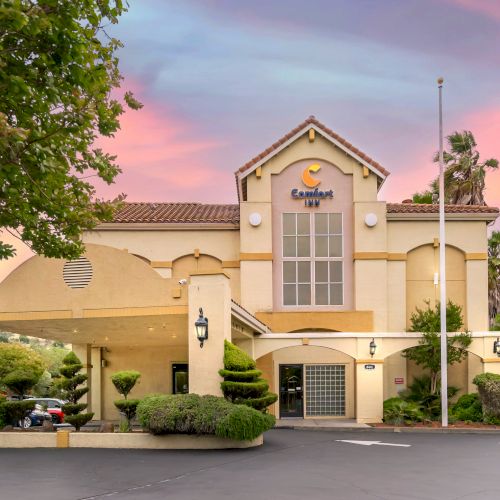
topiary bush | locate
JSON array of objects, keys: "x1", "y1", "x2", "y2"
[
  {"x1": 59, "y1": 351, "x2": 94, "y2": 431},
  {"x1": 3, "y1": 370, "x2": 40, "y2": 398},
  {"x1": 0, "y1": 400, "x2": 35, "y2": 428},
  {"x1": 111, "y1": 370, "x2": 141, "y2": 432},
  {"x1": 473, "y1": 372, "x2": 500, "y2": 421},
  {"x1": 111, "y1": 370, "x2": 141, "y2": 399},
  {"x1": 219, "y1": 341, "x2": 277, "y2": 412},
  {"x1": 137, "y1": 393, "x2": 275, "y2": 441},
  {"x1": 450, "y1": 393, "x2": 483, "y2": 422}
]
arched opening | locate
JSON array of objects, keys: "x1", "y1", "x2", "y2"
[
  {"x1": 256, "y1": 344, "x2": 355, "y2": 419},
  {"x1": 406, "y1": 244, "x2": 466, "y2": 329},
  {"x1": 172, "y1": 254, "x2": 223, "y2": 280}
]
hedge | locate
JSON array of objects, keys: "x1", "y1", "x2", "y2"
[
  {"x1": 137, "y1": 394, "x2": 275, "y2": 441},
  {"x1": 473, "y1": 372, "x2": 500, "y2": 421},
  {"x1": 450, "y1": 393, "x2": 483, "y2": 422}
]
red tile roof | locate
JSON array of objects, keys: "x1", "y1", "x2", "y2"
[
  {"x1": 387, "y1": 203, "x2": 499, "y2": 214},
  {"x1": 111, "y1": 203, "x2": 240, "y2": 224},
  {"x1": 236, "y1": 115, "x2": 390, "y2": 178}
]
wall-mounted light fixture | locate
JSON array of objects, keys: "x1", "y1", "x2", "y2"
[
  {"x1": 369, "y1": 338, "x2": 377, "y2": 358},
  {"x1": 195, "y1": 307, "x2": 209, "y2": 348},
  {"x1": 493, "y1": 337, "x2": 500, "y2": 357},
  {"x1": 433, "y1": 273, "x2": 439, "y2": 286}
]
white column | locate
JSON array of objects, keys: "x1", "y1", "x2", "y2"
[
  {"x1": 90, "y1": 347, "x2": 102, "y2": 420},
  {"x1": 188, "y1": 273, "x2": 231, "y2": 396}
]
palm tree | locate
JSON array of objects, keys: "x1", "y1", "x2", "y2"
[
  {"x1": 432, "y1": 131, "x2": 498, "y2": 205},
  {"x1": 489, "y1": 231, "x2": 500, "y2": 326}
]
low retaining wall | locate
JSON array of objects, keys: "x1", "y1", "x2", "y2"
[{"x1": 0, "y1": 431, "x2": 263, "y2": 449}]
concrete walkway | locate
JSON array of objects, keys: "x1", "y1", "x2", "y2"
[{"x1": 275, "y1": 418, "x2": 370, "y2": 429}]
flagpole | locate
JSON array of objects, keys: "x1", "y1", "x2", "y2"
[{"x1": 438, "y1": 77, "x2": 448, "y2": 427}]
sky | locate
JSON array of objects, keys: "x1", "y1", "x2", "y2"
[{"x1": 2, "y1": 0, "x2": 500, "y2": 279}]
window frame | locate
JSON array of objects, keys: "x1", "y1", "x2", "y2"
[{"x1": 281, "y1": 212, "x2": 344, "y2": 307}]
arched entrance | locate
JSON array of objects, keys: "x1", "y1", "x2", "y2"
[{"x1": 256, "y1": 344, "x2": 355, "y2": 419}]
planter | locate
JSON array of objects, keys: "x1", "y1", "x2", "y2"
[{"x1": 0, "y1": 431, "x2": 263, "y2": 449}]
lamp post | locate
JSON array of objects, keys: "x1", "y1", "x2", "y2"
[
  {"x1": 438, "y1": 77, "x2": 448, "y2": 427},
  {"x1": 369, "y1": 338, "x2": 377, "y2": 358},
  {"x1": 195, "y1": 307, "x2": 208, "y2": 348},
  {"x1": 493, "y1": 337, "x2": 500, "y2": 357}
]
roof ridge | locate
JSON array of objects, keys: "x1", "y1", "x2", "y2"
[{"x1": 235, "y1": 115, "x2": 390, "y2": 178}]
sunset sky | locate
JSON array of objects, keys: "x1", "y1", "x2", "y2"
[{"x1": 2, "y1": 0, "x2": 500, "y2": 279}]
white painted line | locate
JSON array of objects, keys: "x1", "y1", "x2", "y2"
[{"x1": 336, "y1": 439, "x2": 411, "y2": 447}]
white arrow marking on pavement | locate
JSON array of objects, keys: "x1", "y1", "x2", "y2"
[{"x1": 336, "y1": 440, "x2": 411, "y2": 447}]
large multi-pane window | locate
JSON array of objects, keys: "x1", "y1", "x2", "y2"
[{"x1": 282, "y1": 213, "x2": 343, "y2": 306}]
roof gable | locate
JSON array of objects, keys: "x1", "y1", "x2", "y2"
[{"x1": 235, "y1": 116, "x2": 390, "y2": 187}]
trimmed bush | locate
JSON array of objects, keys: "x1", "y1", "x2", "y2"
[
  {"x1": 111, "y1": 370, "x2": 141, "y2": 431},
  {"x1": 383, "y1": 397, "x2": 423, "y2": 425},
  {"x1": 3, "y1": 370, "x2": 40, "y2": 397},
  {"x1": 473, "y1": 372, "x2": 500, "y2": 420},
  {"x1": 137, "y1": 394, "x2": 275, "y2": 441},
  {"x1": 450, "y1": 393, "x2": 483, "y2": 422},
  {"x1": 111, "y1": 370, "x2": 141, "y2": 399},
  {"x1": 219, "y1": 341, "x2": 277, "y2": 412},
  {"x1": 59, "y1": 352, "x2": 93, "y2": 431},
  {"x1": 0, "y1": 400, "x2": 35, "y2": 427}
]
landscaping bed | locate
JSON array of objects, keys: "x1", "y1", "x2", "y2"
[{"x1": 372, "y1": 421, "x2": 500, "y2": 430}]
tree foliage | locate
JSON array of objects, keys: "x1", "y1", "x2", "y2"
[
  {"x1": 219, "y1": 341, "x2": 277, "y2": 412},
  {"x1": 412, "y1": 131, "x2": 498, "y2": 206},
  {"x1": 58, "y1": 351, "x2": 93, "y2": 431},
  {"x1": 488, "y1": 231, "x2": 500, "y2": 326},
  {"x1": 0, "y1": 0, "x2": 141, "y2": 260},
  {"x1": 0, "y1": 343, "x2": 45, "y2": 382},
  {"x1": 403, "y1": 301, "x2": 471, "y2": 394}
]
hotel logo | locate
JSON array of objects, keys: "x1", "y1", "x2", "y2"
[{"x1": 291, "y1": 163, "x2": 334, "y2": 207}]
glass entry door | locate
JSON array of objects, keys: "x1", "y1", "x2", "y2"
[
  {"x1": 279, "y1": 364, "x2": 304, "y2": 418},
  {"x1": 172, "y1": 364, "x2": 189, "y2": 394}
]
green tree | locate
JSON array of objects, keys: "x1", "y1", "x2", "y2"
[
  {"x1": 58, "y1": 351, "x2": 93, "y2": 431},
  {"x1": 0, "y1": 1, "x2": 142, "y2": 261},
  {"x1": 0, "y1": 333, "x2": 10, "y2": 343},
  {"x1": 111, "y1": 370, "x2": 141, "y2": 432},
  {"x1": 0, "y1": 343, "x2": 45, "y2": 382},
  {"x1": 33, "y1": 344, "x2": 69, "y2": 377},
  {"x1": 3, "y1": 370, "x2": 40, "y2": 397},
  {"x1": 488, "y1": 231, "x2": 500, "y2": 326},
  {"x1": 412, "y1": 131, "x2": 498, "y2": 206},
  {"x1": 403, "y1": 301, "x2": 472, "y2": 395},
  {"x1": 219, "y1": 341, "x2": 277, "y2": 412}
]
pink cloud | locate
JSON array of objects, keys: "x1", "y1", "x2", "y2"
[
  {"x1": 440, "y1": 0, "x2": 500, "y2": 21},
  {"x1": 92, "y1": 86, "x2": 232, "y2": 202}
]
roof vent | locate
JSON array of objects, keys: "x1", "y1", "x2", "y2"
[{"x1": 63, "y1": 257, "x2": 93, "y2": 289}]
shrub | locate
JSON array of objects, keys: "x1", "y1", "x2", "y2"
[
  {"x1": 400, "y1": 375, "x2": 459, "y2": 420},
  {"x1": 111, "y1": 370, "x2": 141, "y2": 399},
  {"x1": 383, "y1": 397, "x2": 423, "y2": 425},
  {"x1": 0, "y1": 400, "x2": 35, "y2": 427},
  {"x1": 473, "y1": 372, "x2": 500, "y2": 420},
  {"x1": 137, "y1": 393, "x2": 275, "y2": 441},
  {"x1": 219, "y1": 341, "x2": 277, "y2": 412},
  {"x1": 450, "y1": 393, "x2": 483, "y2": 422},
  {"x1": 3, "y1": 370, "x2": 40, "y2": 397},
  {"x1": 111, "y1": 370, "x2": 141, "y2": 431},
  {"x1": 59, "y1": 352, "x2": 93, "y2": 431}
]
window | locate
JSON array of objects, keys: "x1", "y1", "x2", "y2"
[{"x1": 282, "y1": 213, "x2": 343, "y2": 306}]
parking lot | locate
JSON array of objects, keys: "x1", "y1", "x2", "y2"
[{"x1": 1, "y1": 429, "x2": 500, "y2": 499}]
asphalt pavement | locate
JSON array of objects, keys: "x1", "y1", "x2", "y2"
[{"x1": 1, "y1": 429, "x2": 499, "y2": 500}]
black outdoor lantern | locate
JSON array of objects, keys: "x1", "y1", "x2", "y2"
[
  {"x1": 369, "y1": 338, "x2": 377, "y2": 358},
  {"x1": 493, "y1": 337, "x2": 500, "y2": 357},
  {"x1": 195, "y1": 307, "x2": 208, "y2": 348}
]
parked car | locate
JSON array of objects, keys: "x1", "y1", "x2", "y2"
[
  {"x1": 26, "y1": 398, "x2": 66, "y2": 424},
  {"x1": 20, "y1": 404, "x2": 52, "y2": 429}
]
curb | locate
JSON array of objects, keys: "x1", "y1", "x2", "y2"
[{"x1": 274, "y1": 425, "x2": 500, "y2": 434}]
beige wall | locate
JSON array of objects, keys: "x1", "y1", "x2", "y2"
[{"x1": 101, "y1": 345, "x2": 188, "y2": 420}]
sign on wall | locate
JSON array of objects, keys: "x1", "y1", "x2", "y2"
[{"x1": 291, "y1": 163, "x2": 334, "y2": 206}]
